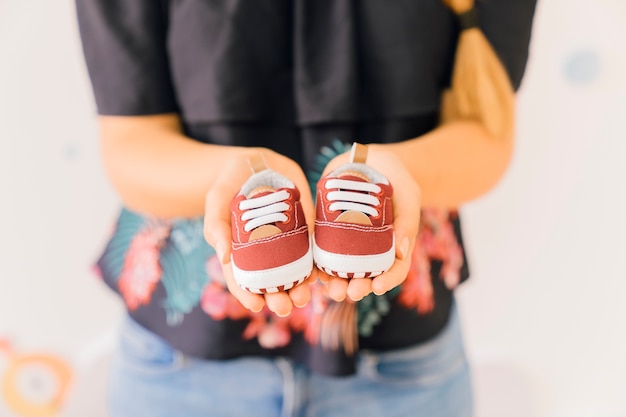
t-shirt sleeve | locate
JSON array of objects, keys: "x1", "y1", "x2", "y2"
[
  {"x1": 76, "y1": 0, "x2": 178, "y2": 115},
  {"x1": 478, "y1": 0, "x2": 538, "y2": 92}
]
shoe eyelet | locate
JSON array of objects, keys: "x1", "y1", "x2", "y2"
[{"x1": 282, "y1": 198, "x2": 292, "y2": 222}]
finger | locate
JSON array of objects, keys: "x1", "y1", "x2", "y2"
[
  {"x1": 347, "y1": 278, "x2": 373, "y2": 302},
  {"x1": 390, "y1": 175, "x2": 421, "y2": 260},
  {"x1": 391, "y1": 188, "x2": 421, "y2": 259},
  {"x1": 328, "y1": 278, "x2": 349, "y2": 302},
  {"x1": 305, "y1": 267, "x2": 319, "y2": 285},
  {"x1": 204, "y1": 188, "x2": 235, "y2": 263},
  {"x1": 221, "y1": 262, "x2": 265, "y2": 312},
  {"x1": 289, "y1": 282, "x2": 311, "y2": 308},
  {"x1": 312, "y1": 267, "x2": 330, "y2": 284},
  {"x1": 365, "y1": 146, "x2": 421, "y2": 260},
  {"x1": 265, "y1": 292, "x2": 293, "y2": 317},
  {"x1": 204, "y1": 157, "x2": 255, "y2": 262},
  {"x1": 203, "y1": 216, "x2": 232, "y2": 264},
  {"x1": 371, "y1": 249, "x2": 413, "y2": 295}
]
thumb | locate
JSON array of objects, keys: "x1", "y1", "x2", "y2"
[
  {"x1": 204, "y1": 183, "x2": 235, "y2": 264},
  {"x1": 204, "y1": 218, "x2": 231, "y2": 264},
  {"x1": 391, "y1": 181, "x2": 421, "y2": 261}
]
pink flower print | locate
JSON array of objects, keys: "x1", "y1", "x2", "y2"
[
  {"x1": 287, "y1": 303, "x2": 320, "y2": 346},
  {"x1": 440, "y1": 244, "x2": 463, "y2": 289},
  {"x1": 201, "y1": 255, "x2": 251, "y2": 320},
  {"x1": 242, "y1": 314, "x2": 265, "y2": 340},
  {"x1": 206, "y1": 255, "x2": 226, "y2": 286},
  {"x1": 91, "y1": 264, "x2": 103, "y2": 280},
  {"x1": 200, "y1": 282, "x2": 250, "y2": 321},
  {"x1": 118, "y1": 222, "x2": 170, "y2": 310},
  {"x1": 303, "y1": 312, "x2": 323, "y2": 346},
  {"x1": 243, "y1": 314, "x2": 292, "y2": 349},
  {"x1": 398, "y1": 242, "x2": 435, "y2": 314},
  {"x1": 420, "y1": 208, "x2": 464, "y2": 290},
  {"x1": 289, "y1": 281, "x2": 329, "y2": 345},
  {"x1": 257, "y1": 321, "x2": 292, "y2": 349},
  {"x1": 284, "y1": 304, "x2": 308, "y2": 333}
]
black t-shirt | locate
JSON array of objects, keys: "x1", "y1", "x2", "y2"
[{"x1": 77, "y1": 0, "x2": 536, "y2": 375}]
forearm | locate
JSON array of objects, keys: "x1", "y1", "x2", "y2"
[
  {"x1": 379, "y1": 120, "x2": 514, "y2": 208},
  {"x1": 99, "y1": 114, "x2": 254, "y2": 218}
]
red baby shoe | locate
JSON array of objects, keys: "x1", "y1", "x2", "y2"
[
  {"x1": 313, "y1": 143, "x2": 395, "y2": 278},
  {"x1": 230, "y1": 158, "x2": 312, "y2": 294}
]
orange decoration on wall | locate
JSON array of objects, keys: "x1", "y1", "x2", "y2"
[{"x1": 0, "y1": 339, "x2": 73, "y2": 417}]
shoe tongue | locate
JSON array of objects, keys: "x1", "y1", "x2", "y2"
[
  {"x1": 247, "y1": 185, "x2": 276, "y2": 199},
  {"x1": 249, "y1": 224, "x2": 282, "y2": 240},
  {"x1": 336, "y1": 170, "x2": 370, "y2": 183}
]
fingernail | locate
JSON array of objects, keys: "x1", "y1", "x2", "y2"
[
  {"x1": 276, "y1": 311, "x2": 291, "y2": 318},
  {"x1": 399, "y1": 237, "x2": 410, "y2": 260},
  {"x1": 331, "y1": 293, "x2": 346, "y2": 302},
  {"x1": 349, "y1": 294, "x2": 364, "y2": 302}
]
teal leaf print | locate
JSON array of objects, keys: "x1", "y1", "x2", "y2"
[
  {"x1": 159, "y1": 218, "x2": 215, "y2": 325},
  {"x1": 307, "y1": 139, "x2": 351, "y2": 194},
  {"x1": 96, "y1": 209, "x2": 149, "y2": 284},
  {"x1": 357, "y1": 286, "x2": 401, "y2": 337}
]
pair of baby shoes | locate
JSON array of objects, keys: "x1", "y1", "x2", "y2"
[{"x1": 230, "y1": 143, "x2": 395, "y2": 294}]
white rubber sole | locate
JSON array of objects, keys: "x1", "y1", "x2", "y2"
[
  {"x1": 312, "y1": 235, "x2": 395, "y2": 279},
  {"x1": 232, "y1": 246, "x2": 313, "y2": 294}
]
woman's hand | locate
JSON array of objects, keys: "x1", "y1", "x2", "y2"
[
  {"x1": 319, "y1": 145, "x2": 422, "y2": 302},
  {"x1": 203, "y1": 148, "x2": 317, "y2": 317}
]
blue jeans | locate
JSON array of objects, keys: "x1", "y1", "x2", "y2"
[{"x1": 108, "y1": 303, "x2": 473, "y2": 417}]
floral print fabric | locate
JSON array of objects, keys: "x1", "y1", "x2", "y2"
[{"x1": 95, "y1": 142, "x2": 469, "y2": 374}]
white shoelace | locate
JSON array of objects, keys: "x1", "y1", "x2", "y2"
[
  {"x1": 325, "y1": 178, "x2": 381, "y2": 217},
  {"x1": 239, "y1": 189, "x2": 290, "y2": 232}
]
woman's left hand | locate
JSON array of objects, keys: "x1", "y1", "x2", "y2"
[{"x1": 318, "y1": 145, "x2": 422, "y2": 302}]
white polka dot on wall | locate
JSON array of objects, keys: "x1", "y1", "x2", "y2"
[
  {"x1": 61, "y1": 143, "x2": 79, "y2": 160},
  {"x1": 564, "y1": 49, "x2": 601, "y2": 85}
]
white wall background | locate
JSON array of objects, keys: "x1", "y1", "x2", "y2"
[{"x1": 0, "y1": 0, "x2": 624, "y2": 416}]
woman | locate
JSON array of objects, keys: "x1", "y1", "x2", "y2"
[{"x1": 76, "y1": 0, "x2": 536, "y2": 416}]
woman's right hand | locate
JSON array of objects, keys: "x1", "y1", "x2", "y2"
[{"x1": 203, "y1": 148, "x2": 318, "y2": 317}]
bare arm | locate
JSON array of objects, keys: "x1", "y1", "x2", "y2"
[
  {"x1": 99, "y1": 114, "x2": 313, "y2": 220},
  {"x1": 382, "y1": 120, "x2": 514, "y2": 208},
  {"x1": 323, "y1": 120, "x2": 513, "y2": 211},
  {"x1": 99, "y1": 114, "x2": 250, "y2": 218}
]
